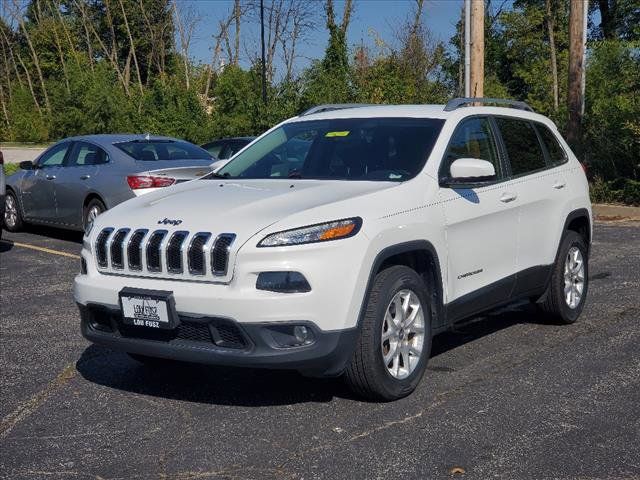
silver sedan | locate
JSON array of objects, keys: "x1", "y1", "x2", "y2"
[{"x1": 4, "y1": 134, "x2": 214, "y2": 233}]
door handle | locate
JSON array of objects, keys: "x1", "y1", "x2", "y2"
[
  {"x1": 553, "y1": 181, "x2": 566, "y2": 189},
  {"x1": 46, "y1": 175, "x2": 56, "y2": 180},
  {"x1": 80, "y1": 175, "x2": 91, "y2": 180},
  {"x1": 500, "y1": 192, "x2": 517, "y2": 203}
]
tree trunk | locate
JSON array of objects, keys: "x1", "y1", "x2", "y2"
[
  {"x1": 16, "y1": 51, "x2": 42, "y2": 115},
  {"x1": 12, "y1": 0, "x2": 51, "y2": 112},
  {"x1": 0, "y1": 81, "x2": 10, "y2": 127},
  {"x1": 118, "y1": 0, "x2": 144, "y2": 97},
  {"x1": 567, "y1": 0, "x2": 586, "y2": 146},
  {"x1": 233, "y1": 0, "x2": 241, "y2": 65},
  {"x1": 546, "y1": 0, "x2": 559, "y2": 111}
]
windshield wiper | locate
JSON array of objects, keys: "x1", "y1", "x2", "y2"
[{"x1": 205, "y1": 171, "x2": 231, "y2": 179}]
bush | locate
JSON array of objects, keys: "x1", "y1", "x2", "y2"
[{"x1": 590, "y1": 177, "x2": 640, "y2": 206}]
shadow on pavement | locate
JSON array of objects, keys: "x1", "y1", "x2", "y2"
[
  {"x1": 76, "y1": 344, "x2": 352, "y2": 407},
  {"x1": 76, "y1": 301, "x2": 552, "y2": 406},
  {"x1": 0, "y1": 237, "x2": 14, "y2": 252},
  {"x1": 23, "y1": 224, "x2": 83, "y2": 243}
]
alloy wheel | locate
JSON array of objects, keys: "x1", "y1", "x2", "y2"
[
  {"x1": 564, "y1": 246, "x2": 585, "y2": 309},
  {"x1": 381, "y1": 289, "x2": 426, "y2": 379},
  {"x1": 4, "y1": 195, "x2": 17, "y2": 229}
]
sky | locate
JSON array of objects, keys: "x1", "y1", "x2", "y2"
[{"x1": 183, "y1": 0, "x2": 468, "y2": 74}]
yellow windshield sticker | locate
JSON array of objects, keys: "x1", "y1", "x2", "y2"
[{"x1": 325, "y1": 131, "x2": 350, "y2": 138}]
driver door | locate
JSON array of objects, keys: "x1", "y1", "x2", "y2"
[
  {"x1": 20, "y1": 142, "x2": 71, "y2": 221},
  {"x1": 438, "y1": 117, "x2": 519, "y2": 320}
]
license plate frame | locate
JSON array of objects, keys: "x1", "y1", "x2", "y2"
[{"x1": 118, "y1": 287, "x2": 178, "y2": 330}]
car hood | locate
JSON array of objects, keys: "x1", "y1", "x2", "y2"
[{"x1": 99, "y1": 178, "x2": 397, "y2": 244}]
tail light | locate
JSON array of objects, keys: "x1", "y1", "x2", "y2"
[{"x1": 127, "y1": 175, "x2": 176, "y2": 190}]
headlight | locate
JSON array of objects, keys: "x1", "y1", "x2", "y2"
[{"x1": 257, "y1": 217, "x2": 362, "y2": 247}]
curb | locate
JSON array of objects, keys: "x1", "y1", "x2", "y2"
[{"x1": 592, "y1": 203, "x2": 640, "y2": 222}]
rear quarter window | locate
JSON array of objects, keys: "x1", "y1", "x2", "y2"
[
  {"x1": 536, "y1": 125, "x2": 568, "y2": 167},
  {"x1": 495, "y1": 118, "x2": 547, "y2": 177}
]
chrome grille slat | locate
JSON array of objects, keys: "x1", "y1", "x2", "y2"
[
  {"x1": 127, "y1": 229, "x2": 148, "y2": 271},
  {"x1": 212, "y1": 233, "x2": 236, "y2": 276},
  {"x1": 146, "y1": 230, "x2": 168, "y2": 272},
  {"x1": 110, "y1": 228, "x2": 130, "y2": 269},
  {"x1": 188, "y1": 233, "x2": 211, "y2": 275},
  {"x1": 166, "y1": 231, "x2": 188, "y2": 274},
  {"x1": 94, "y1": 228, "x2": 235, "y2": 281},
  {"x1": 95, "y1": 228, "x2": 114, "y2": 268}
]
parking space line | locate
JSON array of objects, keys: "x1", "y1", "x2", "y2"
[
  {"x1": 0, "y1": 364, "x2": 77, "y2": 440},
  {"x1": 0, "y1": 240, "x2": 80, "y2": 259}
]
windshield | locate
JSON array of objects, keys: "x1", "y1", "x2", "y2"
[
  {"x1": 215, "y1": 117, "x2": 444, "y2": 181},
  {"x1": 116, "y1": 140, "x2": 211, "y2": 161}
]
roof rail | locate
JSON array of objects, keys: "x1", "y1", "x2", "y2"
[
  {"x1": 444, "y1": 97, "x2": 533, "y2": 112},
  {"x1": 300, "y1": 103, "x2": 377, "y2": 116}
]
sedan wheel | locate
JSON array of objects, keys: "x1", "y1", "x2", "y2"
[{"x1": 4, "y1": 193, "x2": 23, "y2": 232}]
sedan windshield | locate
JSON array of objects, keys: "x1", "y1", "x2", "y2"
[
  {"x1": 214, "y1": 117, "x2": 444, "y2": 181},
  {"x1": 116, "y1": 140, "x2": 211, "y2": 161}
]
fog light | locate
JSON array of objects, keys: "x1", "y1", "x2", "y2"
[
  {"x1": 256, "y1": 271, "x2": 311, "y2": 293},
  {"x1": 267, "y1": 324, "x2": 316, "y2": 348},
  {"x1": 294, "y1": 325, "x2": 309, "y2": 343},
  {"x1": 80, "y1": 257, "x2": 87, "y2": 274}
]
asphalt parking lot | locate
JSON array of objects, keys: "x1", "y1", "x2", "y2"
[{"x1": 1, "y1": 222, "x2": 639, "y2": 479}]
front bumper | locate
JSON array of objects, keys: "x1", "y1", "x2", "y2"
[{"x1": 79, "y1": 303, "x2": 358, "y2": 377}]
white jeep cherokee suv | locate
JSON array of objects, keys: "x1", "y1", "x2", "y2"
[{"x1": 75, "y1": 99, "x2": 591, "y2": 400}]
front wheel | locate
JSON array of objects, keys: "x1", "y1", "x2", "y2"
[
  {"x1": 4, "y1": 191, "x2": 24, "y2": 232},
  {"x1": 538, "y1": 231, "x2": 589, "y2": 324},
  {"x1": 344, "y1": 265, "x2": 432, "y2": 401}
]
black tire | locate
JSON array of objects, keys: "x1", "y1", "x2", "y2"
[
  {"x1": 538, "y1": 231, "x2": 589, "y2": 324},
  {"x1": 83, "y1": 198, "x2": 106, "y2": 231},
  {"x1": 344, "y1": 265, "x2": 432, "y2": 401},
  {"x1": 4, "y1": 191, "x2": 24, "y2": 232}
]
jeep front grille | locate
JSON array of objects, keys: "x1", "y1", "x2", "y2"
[{"x1": 94, "y1": 228, "x2": 236, "y2": 282}]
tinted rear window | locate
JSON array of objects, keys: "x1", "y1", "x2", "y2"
[
  {"x1": 495, "y1": 118, "x2": 547, "y2": 176},
  {"x1": 116, "y1": 140, "x2": 211, "y2": 161},
  {"x1": 536, "y1": 125, "x2": 567, "y2": 166}
]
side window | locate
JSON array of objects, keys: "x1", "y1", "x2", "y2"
[
  {"x1": 495, "y1": 118, "x2": 547, "y2": 176},
  {"x1": 38, "y1": 142, "x2": 70, "y2": 168},
  {"x1": 441, "y1": 117, "x2": 501, "y2": 180},
  {"x1": 67, "y1": 142, "x2": 108, "y2": 166},
  {"x1": 204, "y1": 141, "x2": 224, "y2": 158},
  {"x1": 536, "y1": 124, "x2": 567, "y2": 167}
]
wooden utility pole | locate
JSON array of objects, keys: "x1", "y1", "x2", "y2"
[
  {"x1": 469, "y1": 0, "x2": 484, "y2": 98},
  {"x1": 567, "y1": 0, "x2": 586, "y2": 146}
]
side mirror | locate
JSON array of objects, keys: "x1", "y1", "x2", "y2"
[
  {"x1": 445, "y1": 158, "x2": 496, "y2": 186},
  {"x1": 19, "y1": 160, "x2": 36, "y2": 171}
]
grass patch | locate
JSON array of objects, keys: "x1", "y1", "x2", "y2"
[{"x1": 3, "y1": 163, "x2": 20, "y2": 177}]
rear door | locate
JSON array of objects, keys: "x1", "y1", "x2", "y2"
[
  {"x1": 438, "y1": 117, "x2": 519, "y2": 318},
  {"x1": 54, "y1": 141, "x2": 108, "y2": 227},
  {"x1": 20, "y1": 142, "x2": 71, "y2": 221},
  {"x1": 493, "y1": 117, "x2": 566, "y2": 295}
]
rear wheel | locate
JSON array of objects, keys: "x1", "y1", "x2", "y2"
[
  {"x1": 83, "y1": 198, "x2": 105, "y2": 231},
  {"x1": 344, "y1": 265, "x2": 432, "y2": 401},
  {"x1": 538, "y1": 231, "x2": 589, "y2": 324},
  {"x1": 4, "y1": 191, "x2": 24, "y2": 232}
]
